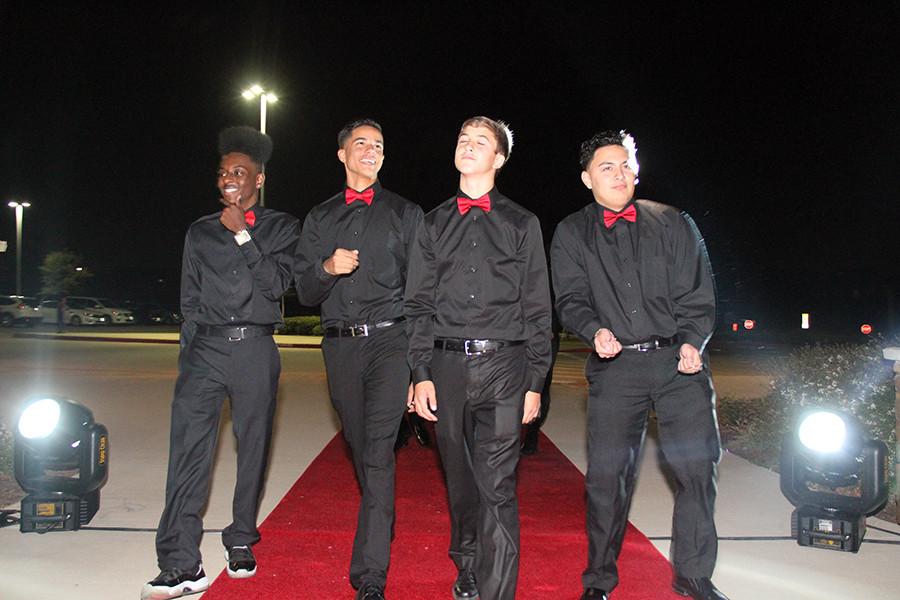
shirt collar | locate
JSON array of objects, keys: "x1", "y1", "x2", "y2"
[
  {"x1": 345, "y1": 180, "x2": 382, "y2": 198},
  {"x1": 457, "y1": 185, "x2": 496, "y2": 201}
]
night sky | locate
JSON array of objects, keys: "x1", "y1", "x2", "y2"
[{"x1": 2, "y1": 2, "x2": 897, "y2": 334}]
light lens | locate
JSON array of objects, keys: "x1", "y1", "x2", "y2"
[
  {"x1": 798, "y1": 411, "x2": 847, "y2": 454},
  {"x1": 18, "y1": 399, "x2": 61, "y2": 439}
]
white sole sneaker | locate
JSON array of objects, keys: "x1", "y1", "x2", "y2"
[
  {"x1": 140, "y1": 576, "x2": 209, "y2": 599},
  {"x1": 224, "y1": 548, "x2": 257, "y2": 579}
]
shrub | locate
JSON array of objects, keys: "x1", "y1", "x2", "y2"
[
  {"x1": 720, "y1": 337, "x2": 897, "y2": 496},
  {"x1": 280, "y1": 316, "x2": 323, "y2": 336},
  {"x1": 0, "y1": 420, "x2": 13, "y2": 477}
]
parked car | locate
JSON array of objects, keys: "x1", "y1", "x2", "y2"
[
  {"x1": 0, "y1": 296, "x2": 43, "y2": 327},
  {"x1": 126, "y1": 302, "x2": 183, "y2": 325},
  {"x1": 37, "y1": 298, "x2": 110, "y2": 326},
  {"x1": 66, "y1": 296, "x2": 136, "y2": 324}
]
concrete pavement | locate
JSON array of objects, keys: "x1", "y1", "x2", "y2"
[{"x1": 0, "y1": 331, "x2": 897, "y2": 599}]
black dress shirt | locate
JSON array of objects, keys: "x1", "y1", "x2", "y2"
[
  {"x1": 180, "y1": 204, "x2": 300, "y2": 343},
  {"x1": 294, "y1": 181, "x2": 423, "y2": 327},
  {"x1": 550, "y1": 199, "x2": 716, "y2": 351},
  {"x1": 405, "y1": 188, "x2": 552, "y2": 392}
]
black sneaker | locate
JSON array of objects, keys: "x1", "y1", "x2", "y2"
[
  {"x1": 453, "y1": 569, "x2": 479, "y2": 599},
  {"x1": 140, "y1": 564, "x2": 209, "y2": 599},
  {"x1": 225, "y1": 545, "x2": 257, "y2": 578}
]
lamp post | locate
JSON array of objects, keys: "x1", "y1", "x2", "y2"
[
  {"x1": 7, "y1": 201, "x2": 31, "y2": 296},
  {"x1": 241, "y1": 84, "x2": 278, "y2": 207}
]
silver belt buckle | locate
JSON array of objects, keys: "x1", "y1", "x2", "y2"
[
  {"x1": 228, "y1": 326, "x2": 246, "y2": 342},
  {"x1": 464, "y1": 339, "x2": 485, "y2": 356},
  {"x1": 350, "y1": 324, "x2": 369, "y2": 337}
]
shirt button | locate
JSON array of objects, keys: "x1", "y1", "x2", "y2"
[
  {"x1": 233, "y1": 270, "x2": 238, "y2": 275},
  {"x1": 349, "y1": 300, "x2": 354, "y2": 305},
  {"x1": 473, "y1": 215, "x2": 478, "y2": 221},
  {"x1": 469, "y1": 294, "x2": 475, "y2": 299},
  {"x1": 356, "y1": 209, "x2": 361, "y2": 214},
  {"x1": 630, "y1": 308, "x2": 638, "y2": 314},
  {"x1": 472, "y1": 241, "x2": 478, "y2": 247},
  {"x1": 470, "y1": 266, "x2": 477, "y2": 273},
  {"x1": 349, "y1": 278, "x2": 355, "y2": 283},
  {"x1": 230, "y1": 316, "x2": 235, "y2": 321},
  {"x1": 625, "y1": 282, "x2": 632, "y2": 288},
  {"x1": 354, "y1": 231, "x2": 359, "y2": 237}
]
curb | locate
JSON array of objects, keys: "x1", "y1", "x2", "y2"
[{"x1": 12, "y1": 332, "x2": 323, "y2": 349}]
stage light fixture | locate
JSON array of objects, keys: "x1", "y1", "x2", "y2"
[
  {"x1": 780, "y1": 408, "x2": 888, "y2": 552},
  {"x1": 14, "y1": 397, "x2": 109, "y2": 533}
]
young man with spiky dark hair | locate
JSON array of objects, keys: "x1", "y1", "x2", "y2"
[
  {"x1": 142, "y1": 126, "x2": 299, "y2": 600},
  {"x1": 406, "y1": 116, "x2": 552, "y2": 600},
  {"x1": 551, "y1": 131, "x2": 726, "y2": 600},
  {"x1": 293, "y1": 118, "x2": 424, "y2": 600}
]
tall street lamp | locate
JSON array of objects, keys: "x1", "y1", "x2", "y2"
[
  {"x1": 8, "y1": 201, "x2": 31, "y2": 296},
  {"x1": 241, "y1": 84, "x2": 278, "y2": 207}
]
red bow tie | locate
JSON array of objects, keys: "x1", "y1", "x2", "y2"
[
  {"x1": 345, "y1": 188, "x2": 375, "y2": 206},
  {"x1": 603, "y1": 205, "x2": 636, "y2": 228},
  {"x1": 457, "y1": 194, "x2": 491, "y2": 215},
  {"x1": 244, "y1": 210, "x2": 256, "y2": 227}
]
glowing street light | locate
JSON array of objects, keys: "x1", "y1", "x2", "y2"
[
  {"x1": 241, "y1": 85, "x2": 278, "y2": 134},
  {"x1": 7, "y1": 201, "x2": 31, "y2": 296},
  {"x1": 240, "y1": 84, "x2": 278, "y2": 207}
]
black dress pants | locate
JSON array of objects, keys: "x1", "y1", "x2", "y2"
[
  {"x1": 432, "y1": 344, "x2": 527, "y2": 600},
  {"x1": 322, "y1": 325, "x2": 409, "y2": 589},
  {"x1": 155, "y1": 333, "x2": 280, "y2": 569},
  {"x1": 582, "y1": 346, "x2": 720, "y2": 592}
]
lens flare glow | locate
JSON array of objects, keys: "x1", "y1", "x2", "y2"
[
  {"x1": 18, "y1": 399, "x2": 61, "y2": 439},
  {"x1": 798, "y1": 411, "x2": 847, "y2": 454}
]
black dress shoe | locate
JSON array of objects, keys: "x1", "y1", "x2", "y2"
[
  {"x1": 452, "y1": 569, "x2": 478, "y2": 599},
  {"x1": 356, "y1": 583, "x2": 386, "y2": 600},
  {"x1": 673, "y1": 576, "x2": 729, "y2": 600},
  {"x1": 410, "y1": 414, "x2": 431, "y2": 446},
  {"x1": 580, "y1": 588, "x2": 608, "y2": 600}
]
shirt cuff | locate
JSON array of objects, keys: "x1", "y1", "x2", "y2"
[
  {"x1": 412, "y1": 365, "x2": 433, "y2": 385},
  {"x1": 237, "y1": 239, "x2": 261, "y2": 264},
  {"x1": 528, "y1": 373, "x2": 545, "y2": 394},
  {"x1": 582, "y1": 320, "x2": 606, "y2": 345},
  {"x1": 679, "y1": 332, "x2": 706, "y2": 352},
  {"x1": 314, "y1": 258, "x2": 336, "y2": 282}
]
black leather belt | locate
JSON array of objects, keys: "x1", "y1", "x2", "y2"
[
  {"x1": 324, "y1": 316, "x2": 405, "y2": 338},
  {"x1": 197, "y1": 324, "x2": 275, "y2": 341},
  {"x1": 620, "y1": 335, "x2": 678, "y2": 352},
  {"x1": 434, "y1": 338, "x2": 524, "y2": 356}
]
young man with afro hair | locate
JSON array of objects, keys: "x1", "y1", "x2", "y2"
[{"x1": 142, "y1": 126, "x2": 299, "y2": 600}]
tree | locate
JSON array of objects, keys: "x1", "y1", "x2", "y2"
[{"x1": 39, "y1": 250, "x2": 92, "y2": 296}]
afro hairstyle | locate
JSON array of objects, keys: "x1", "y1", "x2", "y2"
[{"x1": 218, "y1": 126, "x2": 273, "y2": 166}]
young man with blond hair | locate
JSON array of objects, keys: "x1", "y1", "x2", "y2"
[{"x1": 406, "y1": 116, "x2": 552, "y2": 600}]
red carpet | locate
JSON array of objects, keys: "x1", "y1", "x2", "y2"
[{"x1": 204, "y1": 431, "x2": 682, "y2": 599}]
